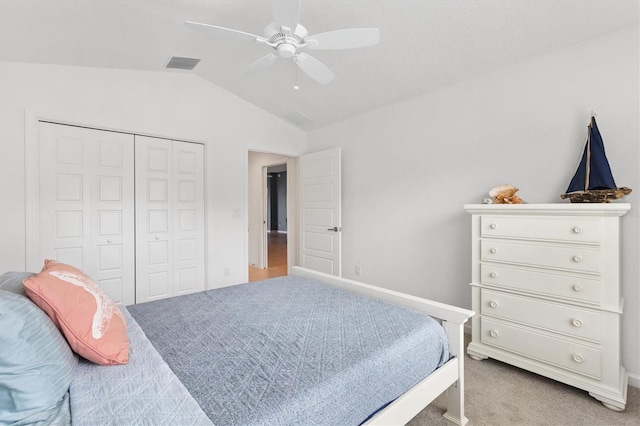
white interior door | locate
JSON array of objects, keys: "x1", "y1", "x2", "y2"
[
  {"x1": 299, "y1": 148, "x2": 342, "y2": 276},
  {"x1": 37, "y1": 122, "x2": 135, "y2": 304},
  {"x1": 135, "y1": 136, "x2": 205, "y2": 303}
]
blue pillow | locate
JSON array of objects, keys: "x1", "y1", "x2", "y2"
[
  {"x1": 0, "y1": 290, "x2": 77, "y2": 424},
  {"x1": 0, "y1": 272, "x2": 35, "y2": 296}
]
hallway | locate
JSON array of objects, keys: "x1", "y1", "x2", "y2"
[{"x1": 249, "y1": 232, "x2": 287, "y2": 282}]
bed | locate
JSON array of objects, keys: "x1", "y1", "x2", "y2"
[{"x1": 0, "y1": 266, "x2": 473, "y2": 426}]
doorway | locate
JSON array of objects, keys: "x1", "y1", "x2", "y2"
[
  {"x1": 251, "y1": 165, "x2": 288, "y2": 281},
  {"x1": 247, "y1": 152, "x2": 297, "y2": 282}
]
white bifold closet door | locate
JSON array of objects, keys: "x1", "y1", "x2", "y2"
[
  {"x1": 37, "y1": 122, "x2": 135, "y2": 305},
  {"x1": 134, "y1": 136, "x2": 205, "y2": 303}
]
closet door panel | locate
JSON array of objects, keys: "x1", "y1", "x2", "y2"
[
  {"x1": 39, "y1": 126, "x2": 87, "y2": 270},
  {"x1": 37, "y1": 123, "x2": 135, "y2": 305},
  {"x1": 93, "y1": 136, "x2": 135, "y2": 305},
  {"x1": 135, "y1": 136, "x2": 173, "y2": 303},
  {"x1": 173, "y1": 142, "x2": 205, "y2": 295},
  {"x1": 135, "y1": 137, "x2": 205, "y2": 302}
]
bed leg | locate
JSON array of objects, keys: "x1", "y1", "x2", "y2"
[{"x1": 442, "y1": 321, "x2": 469, "y2": 426}]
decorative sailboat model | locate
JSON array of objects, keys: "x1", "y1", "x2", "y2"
[{"x1": 561, "y1": 115, "x2": 631, "y2": 203}]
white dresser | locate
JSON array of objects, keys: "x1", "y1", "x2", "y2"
[{"x1": 464, "y1": 203, "x2": 630, "y2": 410}]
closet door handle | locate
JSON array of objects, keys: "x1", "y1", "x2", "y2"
[{"x1": 327, "y1": 227, "x2": 341, "y2": 232}]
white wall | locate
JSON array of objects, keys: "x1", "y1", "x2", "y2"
[
  {"x1": 0, "y1": 62, "x2": 306, "y2": 287},
  {"x1": 306, "y1": 26, "x2": 640, "y2": 384}
]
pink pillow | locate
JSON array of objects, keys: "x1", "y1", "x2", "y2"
[{"x1": 23, "y1": 260, "x2": 129, "y2": 365}]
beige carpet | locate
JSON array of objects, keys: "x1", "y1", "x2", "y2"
[{"x1": 409, "y1": 341, "x2": 639, "y2": 426}]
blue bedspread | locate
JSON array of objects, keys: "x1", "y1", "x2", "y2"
[
  {"x1": 127, "y1": 275, "x2": 449, "y2": 425},
  {"x1": 70, "y1": 308, "x2": 212, "y2": 425}
]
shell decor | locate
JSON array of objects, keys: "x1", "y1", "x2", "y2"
[{"x1": 489, "y1": 184, "x2": 525, "y2": 204}]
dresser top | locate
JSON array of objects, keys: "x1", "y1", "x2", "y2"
[{"x1": 464, "y1": 203, "x2": 631, "y2": 217}]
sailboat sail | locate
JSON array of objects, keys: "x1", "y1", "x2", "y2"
[{"x1": 565, "y1": 116, "x2": 617, "y2": 193}]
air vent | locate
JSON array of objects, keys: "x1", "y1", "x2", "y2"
[
  {"x1": 285, "y1": 111, "x2": 313, "y2": 127},
  {"x1": 166, "y1": 56, "x2": 201, "y2": 70}
]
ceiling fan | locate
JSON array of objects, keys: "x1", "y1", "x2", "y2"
[{"x1": 185, "y1": 0, "x2": 380, "y2": 85}]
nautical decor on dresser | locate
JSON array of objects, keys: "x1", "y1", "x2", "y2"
[
  {"x1": 489, "y1": 184, "x2": 525, "y2": 204},
  {"x1": 561, "y1": 115, "x2": 632, "y2": 203}
]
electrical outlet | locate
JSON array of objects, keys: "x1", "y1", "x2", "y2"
[
  {"x1": 223, "y1": 266, "x2": 231, "y2": 277},
  {"x1": 355, "y1": 265, "x2": 362, "y2": 276}
]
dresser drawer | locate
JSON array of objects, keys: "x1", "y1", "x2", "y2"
[
  {"x1": 481, "y1": 240, "x2": 600, "y2": 274},
  {"x1": 481, "y1": 215, "x2": 601, "y2": 243},
  {"x1": 480, "y1": 264, "x2": 600, "y2": 305},
  {"x1": 481, "y1": 289, "x2": 600, "y2": 341},
  {"x1": 481, "y1": 318, "x2": 601, "y2": 379}
]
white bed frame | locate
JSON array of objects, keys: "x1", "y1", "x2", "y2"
[{"x1": 291, "y1": 267, "x2": 474, "y2": 426}]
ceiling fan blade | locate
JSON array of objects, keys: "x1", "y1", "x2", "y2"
[
  {"x1": 185, "y1": 21, "x2": 267, "y2": 43},
  {"x1": 272, "y1": 0, "x2": 300, "y2": 34},
  {"x1": 306, "y1": 28, "x2": 381, "y2": 50},
  {"x1": 294, "y1": 52, "x2": 335, "y2": 84},
  {"x1": 241, "y1": 53, "x2": 279, "y2": 77}
]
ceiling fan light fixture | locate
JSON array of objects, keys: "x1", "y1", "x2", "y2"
[{"x1": 277, "y1": 43, "x2": 296, "y2": 58}]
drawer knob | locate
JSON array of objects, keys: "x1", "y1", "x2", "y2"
[
  {"x1": 107, "y1": 239, "x2": 113, "y2": 244},
  {"x1": 155, "y1": 236, "x2": 161, "y2": 241},
  {"x1": 489, "y1": 223, "x2": 497, "y2": 230},
  {"x1": 489, "y1": 330, "x2": 499, "y2": 338},
  {"x1": 489, "y1": 301, "x2": 498, "y2": 308},
  {"x1": 572, "y1": 354, "x2": 584, "y2": 363},
  {"x1": 489, "y1": 272, "x2": 497, "y2": 278},
  {"x1": 490, "y1": 248, "x2": 497, "y2": 254},
  {"x1": 573, "y1": 255, "x2": 583, "y2": 263},
  {"x1": 573, "y1": 227, "x2": 582, "y2": 234},
  {"x1": 573, "y1": 284, "x2": 583, "y2": 292},
  {"x1": 572, "y1": 319, "x2": 583, "y2": 328}
]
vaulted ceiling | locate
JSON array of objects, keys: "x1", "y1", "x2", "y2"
[{"x1": 0, "y1": 1, "x2": 638, "y2": 130}]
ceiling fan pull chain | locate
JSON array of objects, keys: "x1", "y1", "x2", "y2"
[{"x1": 293, "y1": 64, "x2": 300, "y2": 90}]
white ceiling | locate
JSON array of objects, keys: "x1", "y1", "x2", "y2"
[{"x1": 0, "y1": 1, "x2": 638, "y2": 130}]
